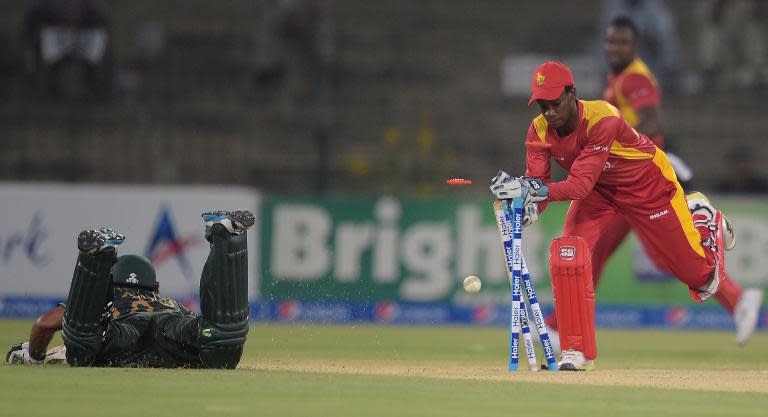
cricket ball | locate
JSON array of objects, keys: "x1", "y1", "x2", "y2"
[{"x1": 463, "y1": 275, "x2": 482, "y2": 293}]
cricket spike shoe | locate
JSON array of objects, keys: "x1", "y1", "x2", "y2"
[
  {"x1": 734, "y1": 288, "x2": 764, "y2": 346},
  {"x1": 688, "y1": 209, "x2": 725, "y2": 303},
  {"x1": 686, "y1": 192, "x2": 733, "y2": 303},
  {"x1": 687, "y1": 192, "x2": 735, "y2": 250},
  {"x1": 202, "y1": 210, "x2": 255, "y2": 235},
  {"x1": 557, "y1": 349, "x2": 594, "y2": 371},
  {"x1": 77, "y1": 228, "x2": 125, "y2": 255}
]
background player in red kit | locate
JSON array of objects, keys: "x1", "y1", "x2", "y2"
[
  {"x1": 539, "y1": 16, "x2": 763, "y2": 351},
  {"x1": 491, "y1": 61, "x2": 737, "y2": 370}
]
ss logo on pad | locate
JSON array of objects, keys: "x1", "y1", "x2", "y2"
[{"x1": 559, "y1": 246, "x2": 575, "y2": 261}]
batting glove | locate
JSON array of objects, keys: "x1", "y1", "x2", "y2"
[
  {"x1": 45, "y1": 345, "x2": 67, "y2": 364},
  {"x1": 6, "y1": 342, "x2": 44, "y2": 365}
]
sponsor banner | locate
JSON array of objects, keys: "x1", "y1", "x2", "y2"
[
  {"x1": 0, "y1": 297, "x2": 61, "y2": 318},
  {"x1": 0, "y1": 183, "x2": 260, "y2": 300},
  {"x1": 249, "y1": 301, "x2": 760, "y2": 330},
  {"x1": 261, "y1": 196, "x2": 768, "y2": 307},
  {"x1": 1, "y1": 297, "x2": 764, "y2": 331},
  {"x1": 4, "y1": 193, "x2": 768, "y2": 331},
  {"x1": 261, "y1": 196, "x2": 552, "y2": 305}
]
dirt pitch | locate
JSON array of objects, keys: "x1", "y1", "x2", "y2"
[{"x1": 243, "y1": 359, "x2": 768, "y2": 393}]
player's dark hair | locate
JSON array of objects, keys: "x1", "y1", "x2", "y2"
[
  {"x1": 609, "y1": 15, "x2": 639, "y2": 40},
  {"x1": 564, "y1": 85, "x2": 574, "y2": 94}
]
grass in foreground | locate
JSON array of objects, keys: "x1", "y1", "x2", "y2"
[{"x1": 1, "y1": 321, "x2": 767, "y2": 417}]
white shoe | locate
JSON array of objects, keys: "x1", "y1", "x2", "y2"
[
  {"x1": 557, "y1": 349, "x2": 594, "y2": 371},
  {"x1": 734, "y1": 288, "x2": 764, "y2": 346}
]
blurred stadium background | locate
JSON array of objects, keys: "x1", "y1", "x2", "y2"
[{"x1": 1, "y1": 0, "x2": 766, "y2": 332}]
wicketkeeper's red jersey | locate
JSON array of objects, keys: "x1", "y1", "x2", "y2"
[
  {"x1": 525, "y1": 99, "x2": 671, "y2": 203},
  {"x1": 525, "y1": 97, "x2": 721, "y2": 308}
]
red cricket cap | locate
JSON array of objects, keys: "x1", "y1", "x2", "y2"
[{"x1": 528, "y1": 61, "x2": 574, "y2": 105}]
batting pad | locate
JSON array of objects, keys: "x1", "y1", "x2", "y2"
[
  {"x1": 550, "y1": 236, "x2": 597, "y2": 360},
  {"x1": 200, "y1": 227, "x2": 249, "y2": 325},
  {"x1": 62, "y1": 250, "x2": 116, "y2": 366},
  {"x1": 198, "y1": 226, "x2": 249, "y2": 368}
]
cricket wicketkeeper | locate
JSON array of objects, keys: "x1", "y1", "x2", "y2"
[
  {"x1": 46, "y1": 210, "x2": 254, "y2": 368},
  {"x1": 535, "y1": 16, "x2": 763, "y2": 352},
  {"x1": 490, "y1": 61, "x2": 738, "y2": 371}
]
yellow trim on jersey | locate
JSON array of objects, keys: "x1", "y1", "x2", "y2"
[
  {"x1": 533, "y1": 115, "x2": 548, "y2": 143},
  {"x1": 614, "y1": 58, "x2": 659, "y2": 127},
  {"x1": 609, "y1": 141, "x2": 654, "y2": 160},
  {"x1": 582, "y1": 100, "x2": 621, "y2": 135},
  {"x1": 653, "y1": 149, "x2": 706, "y2": 258}
]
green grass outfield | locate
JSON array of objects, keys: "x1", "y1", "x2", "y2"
[{"x1": 1, "y1": 320, "x2": 767, "y2": 417}]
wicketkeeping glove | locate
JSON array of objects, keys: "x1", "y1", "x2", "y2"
[
  {"x1": 490, "y1": 171, "x2": 549, "y2": 205},
  {"x1": 522, "y1": 203, "x2": 539, "y2": 227},
  {"x1": 6, "y1": 342, "x2": 43, "y2": 365}
]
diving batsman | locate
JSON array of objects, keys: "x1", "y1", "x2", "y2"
[{"x1": 59, "y1": 210, "x2": 253, "y2": 368}]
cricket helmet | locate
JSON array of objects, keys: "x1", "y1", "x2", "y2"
[{"x1": 111, "y1": 254, "x2": 159, "y2": 291}]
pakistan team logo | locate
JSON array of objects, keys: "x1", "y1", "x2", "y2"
[{"x1": 126, "y1": 272, "x2": 139, "y2": 284}]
